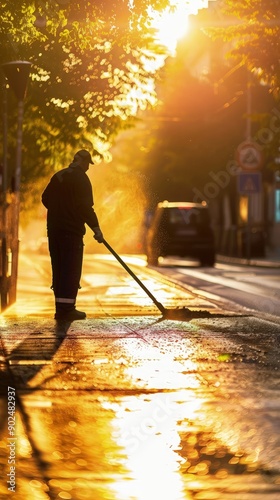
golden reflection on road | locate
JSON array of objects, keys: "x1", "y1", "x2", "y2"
[
  {"x1": 84, "y1": 253, "x2": 190, "y2": 310},
  {"x1": 0, "y1": 316, "x2": 8, "y2": 328},
  {"x1": 106, "y1": 392, "x2": 201, "y2": 500},
  {"x1": 87, "y1": 276, "x2": 174, "y2": 299},
  {"x1": 126, "y1": 352, "x2": 200, "y2": 390},
  {"x1": 100, "y1": 336, "x2": 201, "y2": 500},
  {"x1": 97, "y1": 254, "x2": 147, "y2": 268}
]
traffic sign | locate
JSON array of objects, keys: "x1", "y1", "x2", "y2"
[
  {"x1": 236, "y1": 141, "x2": 264, "y2": 170},
  {"x1": 237, "y1": 172, "x2": 262, "y2": 194}
]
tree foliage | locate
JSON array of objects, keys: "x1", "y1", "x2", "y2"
[
  {"x1": 0, "y1": 0, "x2": 173, "y2": 211},
  {"x1": 210, "y1": 0, "x2": 280, "y2": 96},
  {"x1": 127, "y1": 8, "x2": 275, "y2": 207}
]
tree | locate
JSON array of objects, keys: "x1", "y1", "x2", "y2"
[
  {"x1": 205, "y1": 0, "x2": 280, "y2": 167},
  {"x1": 213, "y1": 0, "x2": 279, "y2": 88},
  {"x1": 131, "y1": 24, "x2": 248, "y2": 205},
  {"x1": 122, "y1": 5, "x2": 275, "y2": 208},
  {"x1": 0, "y1": 0, "x2": 172, "y2": 211}
]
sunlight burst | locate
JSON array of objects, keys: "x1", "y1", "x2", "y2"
[{"x1": 151, "y1": 0, "x2": 209, "y2": 55}]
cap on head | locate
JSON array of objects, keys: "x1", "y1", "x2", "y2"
[{"x1": 74, "y1": 149, "x2": 94, "y2": 164}]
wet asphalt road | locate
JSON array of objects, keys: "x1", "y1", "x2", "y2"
[
  {"x1": 0, "y1": 251, "x2": 280, "y2": 500},
  {"x1": 155, "y1": 256, "x2": 280, "y2": 320}
]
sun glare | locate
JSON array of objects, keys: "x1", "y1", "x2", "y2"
[
  {"x1": 152, "y1": 7, "x2": 189, "y2": 54},
  {"x1": 151, "y1": 0, "x2": 209, "y2": 55}
]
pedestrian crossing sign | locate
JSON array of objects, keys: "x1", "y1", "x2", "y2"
[{"x1": 237, "y1": 172, "x2": 262, "y2": 194}]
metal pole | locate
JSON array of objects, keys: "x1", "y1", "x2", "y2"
[
  {"x1": 246, "y1": 70, "x2": 252, "y2": 141},
  {"x1": 1, "y1": 78, "x2": 8, "y2": 309},
  {"x1": 1, "y1": 61, "x2": 31, "y2": 308},
  {"x1": 246, "y1": 70, "x2": 252, "y2": 260},
  {"x1": 2, "y1": 78, "x2": 8, "y2": 197},
  {"x1": 9, "y1": 99, "x2": 25, "y2": 304},
  {"x1": 246, "y1": 196, "x2": 252, "y2": 261},
  {"x1": 15, "y1": 99, "x2": 24, "y2": 194}
]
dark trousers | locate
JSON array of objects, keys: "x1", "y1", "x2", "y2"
[{"x1": 48, "y1": 230, "x2": 84, "y2": 312}]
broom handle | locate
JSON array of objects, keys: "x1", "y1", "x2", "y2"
[{"x1": 103, "y1": 239, "x2": 166, "y2": 314}]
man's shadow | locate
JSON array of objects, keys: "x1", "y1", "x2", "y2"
[
  {"x1": 0, "y1": 320, "x2": 72, "y2": 488},
  {"x1": 2, "y1": 320, "x2": 71, "y2": 388}
]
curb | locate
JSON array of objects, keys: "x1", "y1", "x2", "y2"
[{"x1": 217, "y1": 254, "x2": 280, "y2": 268}]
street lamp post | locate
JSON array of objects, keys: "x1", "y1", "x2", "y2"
[
  {"x1": 245, "y1": 70, "x2": 253, "y2": 260},
  {"x1": 1, "y1": 61, "x2": 31, "y2": 309},
  {"x1": 2, "y1": 61, "x2": 32, "y2": 192},
  {"x1": 0, "y1": 76, "x2": 8, "y2": 309}
]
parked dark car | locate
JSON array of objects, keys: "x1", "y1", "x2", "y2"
[{"x1": 146, "y1": 201, "x2": 216, "y2": 266}]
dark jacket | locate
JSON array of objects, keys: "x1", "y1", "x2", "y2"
[{"x1": 42, "y1": 162, "x2": 99, "y2": 236}]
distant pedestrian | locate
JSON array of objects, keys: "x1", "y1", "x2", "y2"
[{"x1": 42, "y1": 149, "x2": 104, "y2": 321}]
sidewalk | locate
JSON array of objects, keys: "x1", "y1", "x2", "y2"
[
  {"x1": 1, "y1": 252, "x2": 280, "y2": 500},
  {"x1": 0, "y1": 251, "x2": 218, "y2": 500},
  {"x1": 217, "y1": 247, "x2": 280, "y2": 268}
]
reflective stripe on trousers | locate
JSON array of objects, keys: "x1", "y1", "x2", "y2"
[{"x1": 55, "y1": 298, "x2": 76, "y2": 304}]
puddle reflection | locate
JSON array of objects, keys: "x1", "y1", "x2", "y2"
[
  {"x1": 105, "y1": 392, "x2": 202, "y2": 500},
  {"x1": 99, "y1": 332, "x2": 202, "y2": 499}
]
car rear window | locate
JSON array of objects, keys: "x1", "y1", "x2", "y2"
[{"x1": 167, "y1": 207, "x2": 210, "y2": 226}]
